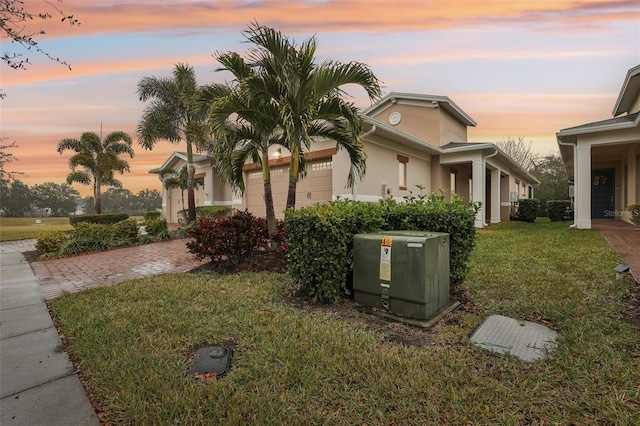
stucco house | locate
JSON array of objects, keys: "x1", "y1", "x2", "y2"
[
  {"x1": 152, "y1": 93, "x2": 538, "y2": 227},
  {"x1": 556, "y1": 64, "x2": 640, "y2": 229}
]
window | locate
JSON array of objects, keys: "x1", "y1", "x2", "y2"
[
  {"x1": 397, "y1": 155, "x2": 408, "y2": 190},
  {"x1": 248, "y1": 171, "x2": 261, "y2": 180},
  {"x1": 311, "y1": 161, "x2": 332, "y2": 172}
]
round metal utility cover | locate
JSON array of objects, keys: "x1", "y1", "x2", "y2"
[{"x1": 188, "y1": 346, "x2": 232, "y2": 379}]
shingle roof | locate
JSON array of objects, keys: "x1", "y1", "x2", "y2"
[{"x1": 559, "y1": 112, "x2": 639, "y2": 132}]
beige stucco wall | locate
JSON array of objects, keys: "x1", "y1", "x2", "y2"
[
  {"x1": 335, "y1": 134, "x2": 432, "y2": 201},
  {"x1": 437, "y1": 108, "x2": 469, "y2": 145},
  {"x1": 368, "y1": 104, "x2": 442, "y2": 147}
]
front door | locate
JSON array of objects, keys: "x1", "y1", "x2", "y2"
[{"x1": 591, "y1": 168, "x2": 615, "y2": 219}]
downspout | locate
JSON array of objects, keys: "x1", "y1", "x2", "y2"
[
  {"x1": 352, "y1": 124, "x2": 377, "y2": 201},
  {"x1": 557, "y1": 137, "x2": 577, "y2": 228},
  {"x1": 482, "y1": 149, "x2": 499, "y2": 226}
]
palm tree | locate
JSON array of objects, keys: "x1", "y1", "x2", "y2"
[
  {"x1": 159, "y1": 165, "x2": 204, "y2": 222},
  {"x1": 199, "y1": 51, "x2": 283, "y2": 244},
  {"x1": 57, "y1": 131, "x2": 134, "y2": 214},
  {"x1": 243, "y1": 23, "x2": 382, "y2": 209},
  {"x1": 137, "y1": 63, "x2": 208, "y2": 223}
]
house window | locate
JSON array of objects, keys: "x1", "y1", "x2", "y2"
[
  {"x1": 248, "y1": 171, "x2": 261, "y2": 180},
  {"x1": 469, "y1": 175, "x2": 473, "y2": 200},
  {"x1": 398, "y1": 155, "x2": 408, "y2": 190},
  {"x1": 311, "y1": 161, "x2": 332, "y2": 172}
]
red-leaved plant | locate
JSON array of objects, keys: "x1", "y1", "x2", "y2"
[{"x1": 186, "y1": 210, "x2": 285, "y2": 265}]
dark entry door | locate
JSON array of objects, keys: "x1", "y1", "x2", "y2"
[{"x1": 591, "y1": 168, "x2": 615, "y2": 219}]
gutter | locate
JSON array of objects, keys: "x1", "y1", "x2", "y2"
[{"x1": 353, "y1": 124, "x2": 377, "y2": 200}]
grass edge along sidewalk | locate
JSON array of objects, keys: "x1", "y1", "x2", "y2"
[{"x1": 49, "y1": 220, "x2": 640, "y2": 424}]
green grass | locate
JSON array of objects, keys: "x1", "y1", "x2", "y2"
[
  {"x1": 49, "y1": 220, "x2": 640, "y2": 424},
  {"x1": 0, "y1": 217, "x2": 73, "y2": 242},
  {"x1": 0, "y1": 216, "x2": 145, "y2": 242}
]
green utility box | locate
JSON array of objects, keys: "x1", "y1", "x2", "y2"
[{"x1": 353, "y1": 231, "x2": 450, "y2": 320}]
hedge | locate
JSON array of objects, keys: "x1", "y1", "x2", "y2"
[
  {"x1": 285, "y1": 200, "x2": 385, "y2": 303},
  {"x1": 512, "y1": 198, "x2": 539, "y2": 223},
  {"x1": 546, "y1": 200, "x2": 571, "y2": 221},
  {"x1": 69, "y1": 213, "x2": 129, "y2": 226},
  {"x1": 285, "y1": 194, "x2": 478, "y2": 303}
]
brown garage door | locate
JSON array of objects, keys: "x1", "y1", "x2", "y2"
[{"x1": 245, "y1": 160, "x2": 333, "y2": 218}]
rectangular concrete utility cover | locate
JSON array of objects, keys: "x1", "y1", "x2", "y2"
[{"x1": 470, "y1": 315, "x2": 558, "y2": 362}]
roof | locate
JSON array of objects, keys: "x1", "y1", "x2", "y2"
[
  {"x1": 149, "y1": 151, "x2": 214, "y2": 174},
  {"x1": 363, "y1": 117, "x2": 539, "y2": 184},
  {"x1": 613, "y1": 64, "x2": 640, "y2": 117},
  {"x1": 363, "y1": 92, "x2": 477, "y2": 127},
  {"x1": 557, "y1": 111, "x2": 640, "y2": 137}
]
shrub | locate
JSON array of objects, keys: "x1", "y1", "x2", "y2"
[
  {"x1": 73, "y1": 222, "x2": 112, "y2": 242},
  {"x1": 36, "y1": 231, "x2": 69, "y2": 255},
  {"x1": 512, "y1": 198, "x2": 539, "y2": 223},
  {"x1": 59, "y1": 237, "x2": 110, "y2": 256},
  {"x1": 177, "y1": 206, "x2": 231, "y2": 224},
  {"x1": 546, "y1": 200, "x2": 571, "y2": 221},
  {"x1": 69, "y1": 213, "x2": 129, "y2": 227},
  {"x1": 380, "y1": 192, "x2": 479, "y2": 288},
  {"x1": 186, "y1": 210, "x2": 266, "y2": 265},
  {"x1": 143, "y1": 211, "x2": 161, "y2": 223},
  {"x1": 111, "y1": 218, "x2": 139, "y2": 243},
  {"x1": 628, "y1": 204, "x2": 640, "y2": 226},
  {"x1": 145, "y1": 217, "x2": 169, "y2": 237},
  {"x1": 285, "y1": 200, "x2": 385, "y2": 303}
]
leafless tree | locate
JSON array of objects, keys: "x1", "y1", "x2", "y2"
[{"x1": 495, "y1": 137, "x2": 540, "y2": 172}]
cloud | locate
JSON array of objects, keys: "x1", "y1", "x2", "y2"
[{"x1": 25, "y1": 0, "x2": 640, "y2": 40}]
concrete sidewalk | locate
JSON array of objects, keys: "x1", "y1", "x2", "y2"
[{"x1": 0, "y1": 245, "x2": 99, "y2": 426}]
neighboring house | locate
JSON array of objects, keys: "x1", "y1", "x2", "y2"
[
  {"x1": 149, "y1": 152, "x2": 241, "y2": 223},
  {"x1": 557, "y1": 64, "x2": 640, "y2": 229},
  {"x1": 152, "y1": 93, "x2": 539, "y2": 227}
]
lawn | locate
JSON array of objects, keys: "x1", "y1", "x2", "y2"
[
  {"x1": 49, "y1": 220, "x2": 640, "y2": 424},
  {"x1": 0, "y1": 217, "x2": 74, "y2": 242}
]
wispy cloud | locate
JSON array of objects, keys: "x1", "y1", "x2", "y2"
[{"x1": 29, "y1": 0, "x2": 640, "y2": 39}]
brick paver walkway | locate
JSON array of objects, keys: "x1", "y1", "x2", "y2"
[
  {"x1": 29, "y1": 239, "x2": 205, "y2": 300},
  {"x1": 593, "y1": 220, "x2": 640, "y2": 282}
]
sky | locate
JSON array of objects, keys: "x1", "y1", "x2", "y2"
[{"x1": 1, "y1": 0, "x2": 639, "y2": 196}]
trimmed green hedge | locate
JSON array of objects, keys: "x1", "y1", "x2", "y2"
[
  {"x1": 69, "y1": 213, "x2": 129, "y2": 227},
  {"x1": 512, "y1": 198, "x2": 539, "y2": 223},
  {"x1": 380, "y1": 193, "x2": 479, "y2": 287},
  {"x1": 285, "y1": 201, "x2": 385, "y2": 303},
  {"x1": 285, "y1": 194, "x2": 479, "y2": 303},
  {"x1": 546, "y1": 200, "x2": 571, "y2": 221},
  {"x1": 143, "y1": 211, "x2": 161, "y2": 223}
]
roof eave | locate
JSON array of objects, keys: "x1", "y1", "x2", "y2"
[{"x1": 612, "y1": 64, "x2": 640, "y2": 117}]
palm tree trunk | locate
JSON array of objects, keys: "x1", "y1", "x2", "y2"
[
  {"x1": 285, "y1": 145, "x2": 299, "y2": 210},
  {"x1": 186, "y1": 141, "x2": 196, "y2": 222},
  {"x1": 94, "y1": 178, "x2": 102, "y2": 214},
  {"x1": 261, "y1": 149, "x2": 277, "y2": 250}
]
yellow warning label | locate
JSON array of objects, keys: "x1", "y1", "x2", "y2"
[{"x1": 381, "y1": 236, "x2": 393, "y2": 247}]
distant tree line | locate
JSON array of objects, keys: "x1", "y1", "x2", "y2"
[{"x1": 0, "y1": 178, "x2": 160, "y2": 217}]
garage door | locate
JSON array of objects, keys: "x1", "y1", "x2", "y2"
[{"x1": 245, "y1": 159, "x2": 333, "y2": 218}]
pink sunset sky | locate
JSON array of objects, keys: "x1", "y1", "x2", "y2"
[{"x1": 1, "y1": 0, "x2": 639, "y2": 196}]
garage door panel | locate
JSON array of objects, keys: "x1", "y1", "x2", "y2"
[{"x1": 245, "y1": 160, "x2": 332, "y2": 218}]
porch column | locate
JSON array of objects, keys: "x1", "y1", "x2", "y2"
[
  {"x1": 575, "y1": 143, "x2": 592, "y2": 229},
  {"x1": 490, "y1": 168, "x2": 501, "y2": 224},
  {"x1": 203, "y1": 167, "x2": 215, "y2": 206},
  {"x1": 472, "y1": 159, "x2": 485, "y2": 228}
]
